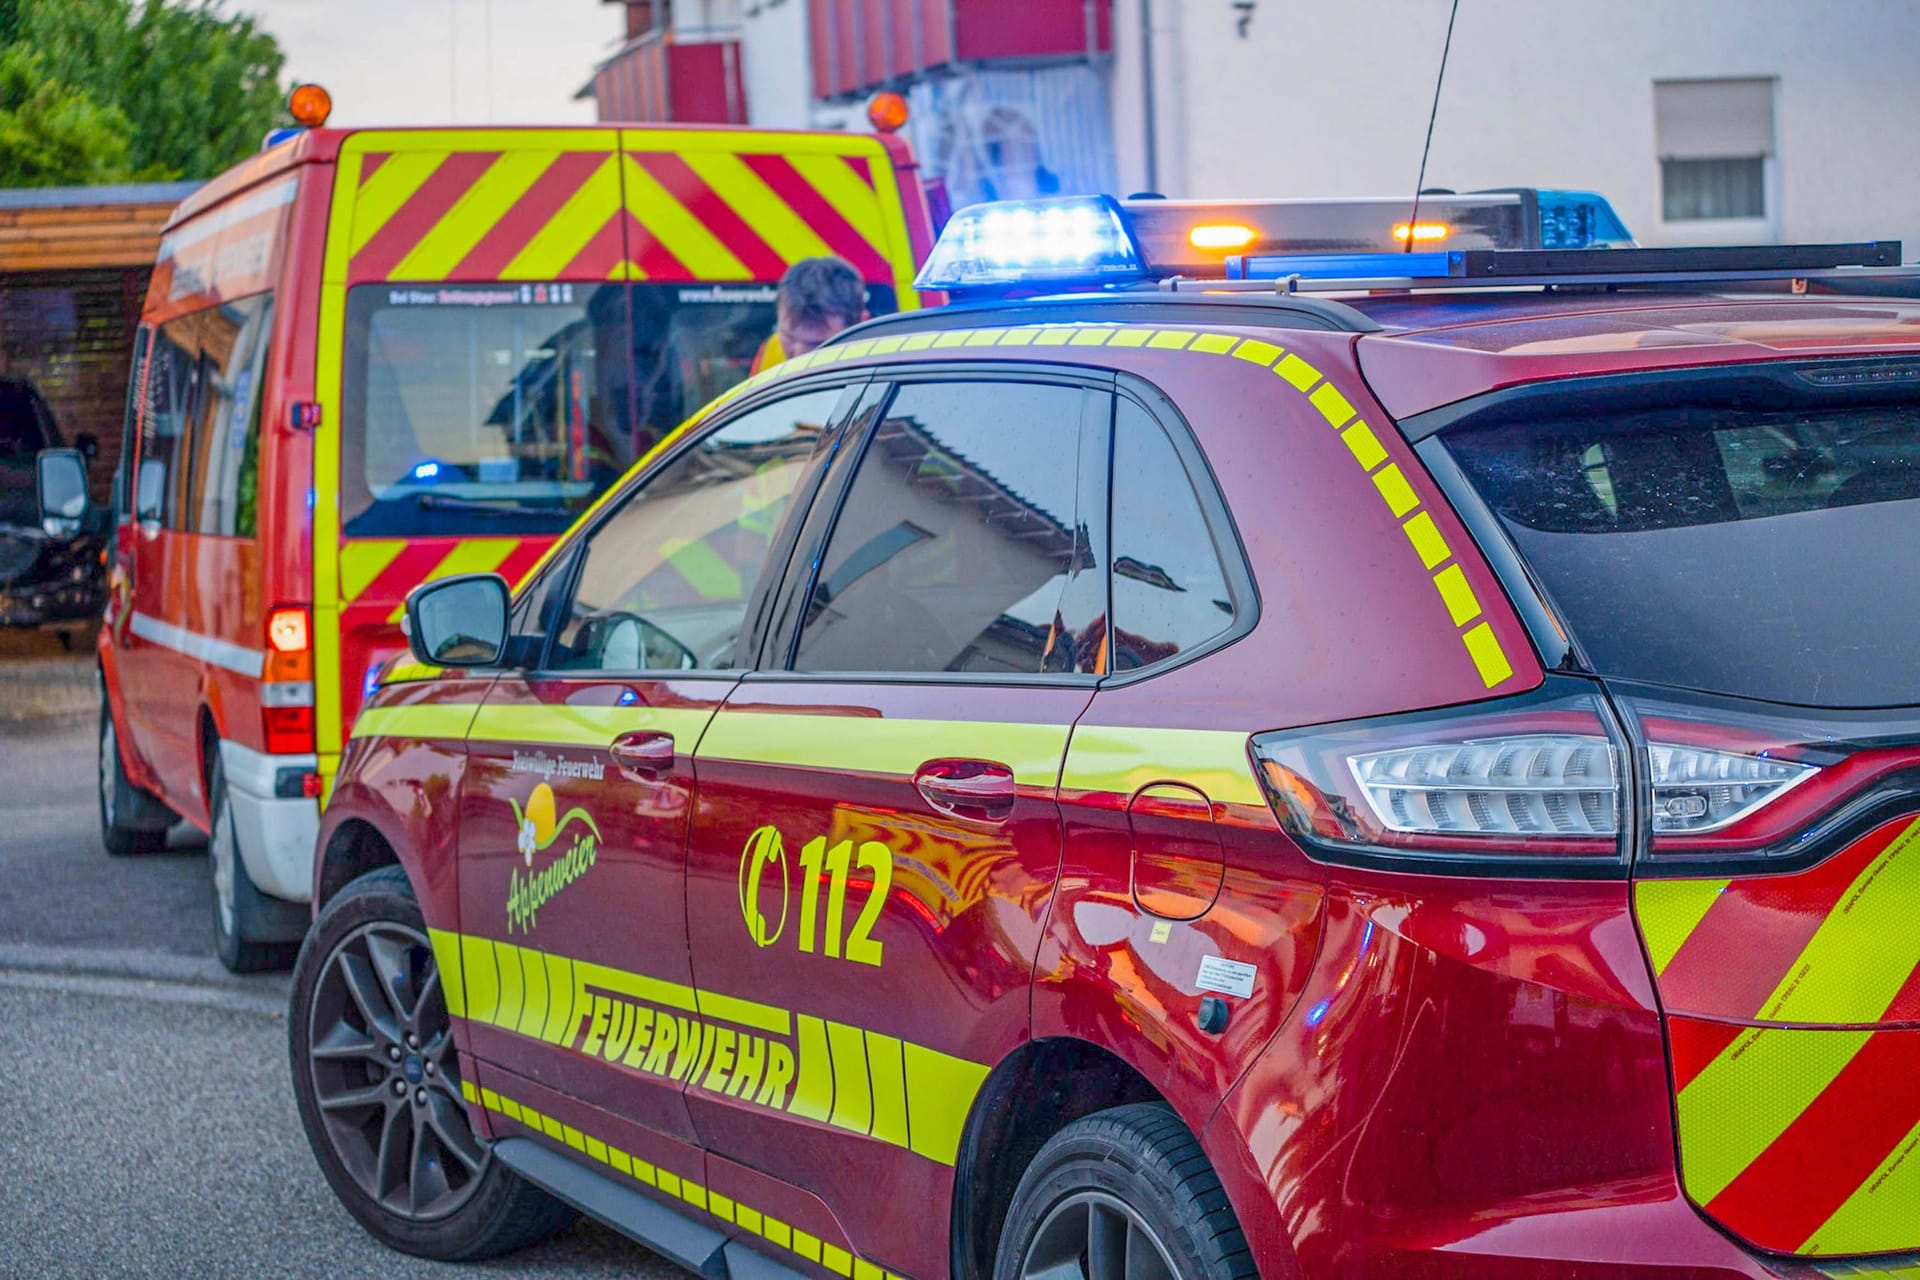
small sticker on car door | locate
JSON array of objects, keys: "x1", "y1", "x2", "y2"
[{"x1": 1196, "y1": 955, "x2": 1256, "y2": 999}]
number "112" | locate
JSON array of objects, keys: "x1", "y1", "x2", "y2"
[{"x1": 795, "y1": 836, "x2": 891, "y2": 967}]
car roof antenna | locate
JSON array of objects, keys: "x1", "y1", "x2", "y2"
[{"x1": 1404, "y1": 0, "x2": 1462, "y2": 252}]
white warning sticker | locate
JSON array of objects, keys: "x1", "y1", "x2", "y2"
[{"x1": 1196, "y1": 955, "x2": 1256, "y2": 999}]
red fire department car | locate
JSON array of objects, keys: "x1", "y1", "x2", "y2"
[
  {"x1": 34, "y1": 91, "x2": 934, "y2": 971},
  {"x1": 282, "y1": 191, "x2": 1920, "y2": 1278}
]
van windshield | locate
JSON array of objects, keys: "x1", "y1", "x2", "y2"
[
  {"x1": 340, "y1": 282, "x2": 797, "y2": 537},
  {"x1": 1442, "y1": 396, "x2": 1920, "y2": 708}
]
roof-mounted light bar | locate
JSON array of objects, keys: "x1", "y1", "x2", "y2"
[{"x1": 914, "y1": 195, "x2": 1146, "y2": 292}]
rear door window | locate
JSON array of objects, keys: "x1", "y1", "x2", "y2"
[{"x1": 1442, "y1": 399, "x2": 1920, "y2": 707}]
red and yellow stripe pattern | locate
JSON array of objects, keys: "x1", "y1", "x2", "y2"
[
  {"x1": 1637, "y1": 814, "x2": 1920, "y2": 1255},
  {"x1": 339, "y1": 129, "x2": 906, "y2": 286},
  {"x1": 337, "y1": 536, "x2": 548, "y2": 625}
]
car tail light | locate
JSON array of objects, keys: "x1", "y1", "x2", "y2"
[
  {"x1": 1253, "y1": 678, "x2": 1630, "y2": 871},
  {"x1": 262, "y1": 605, "x2": 314, "y2": 755}
]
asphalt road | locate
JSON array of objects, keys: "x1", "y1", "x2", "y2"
[{"x1": 0, "y1": 639, "x2": 690, "y2": 1279}]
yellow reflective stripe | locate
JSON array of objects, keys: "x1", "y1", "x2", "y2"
[
  {"x1": 541, "y1": 952, "x2": 577, "y2": 1044},
  {"x1": 338, "y1": 539, "x2": 407, "y2": 603},
  {"x1": 1341, "y1": 421, "x2": 1388, "y2": 471},
  {"x1": 516, "y1": 945, "x2": 550, "y2": 1038},
  {"x1": 393, "y1": 150, "x2": 559, "y2": 280},
  {"x1": 1801, "y1": 1111, "x2": 1920, "y2": 1255},
  {"x1": 1062, "y1": 725, "x2": 1262, "y2": 807},
  {"x1": 826, "y1": 1020, "x2": 873, "y2": 1132},
  {"x1": 461, "y1": 932, "x2": 499, "y2": 1024},
  {"x1": 699, "y1": 712, "x2": 1068, "y2": 789},
  {"x1": 1232, "y1": 338, "x2": 1283, "y2": 367},
  {"x1": 502, "y1": 153, "x2": 622, "y2": 280},
  {"x1": 1636, "y1": 879, "x2": 1730, "y2": 975},
  {"x1": 619, "y1": 154, "x2": 751, "y2": 279},
  {"x1": 1757, "y1": 817, "x2": 1920, "y2": 1023},
  {"x1": 572, "y1": 955, "x2": 698, "y2": 1014},
  {"x1": 381, "y1": 660, "x2": 444, "y2": 683},
  {"x1": 350, "y1": 703, "x2": 480, "y2": 740},
  {"x1": 696, "y1": 988, "x2": 792, "y2": 1037},
  {"x1": 1432, "y1": 563, "x2": 1483, "y2": 627},
  {"x1": 683, "y1": 151, "x2": 834, "y2": 263},
  {"x1": 865, "y1": 1030, "x2": 909, "y2": 1149},
  {"x1": 492, "y1": 938, "x2": 525, "y2": 1029},
  {"x1": 1372, "y1": 462, "x2": 1420, "y2": 518},
  {"x1": 904, "y1": 1039, "x2": 992, "y2": 1164},
  {"x1": 788, "y1": 1014, "x2": 834, "y2": 1121},
  {"x1": 1273, "y1": 352, "x2": 1322, "y2": 391},
  {"x1": 1677, "y1": 1026, "x2": 1871, "y2": 1204},
  {"x1": 466, "y1": 702, "x2": 713, "y2": 750},
  {"x1": 429, "y1": 928, "x2": 465, "y2": 1017},
  {"x1": 1461, "y1": 622, "x2": 1514, "y2": 689},
  {"x1": 1402, "y1": 511, "x2": 1451, "y2": 570},
  {"x1": 1309, "y1": 382, "x2": 1356, "y2": 428},
  {"x1": 347, "y1": 150, "x2": 447, "y2": 257}
]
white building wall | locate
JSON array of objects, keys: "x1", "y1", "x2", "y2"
[
  {"x1": 738, "y1": 0, "x2": 816, "y2": 127},
  {"x1": 1117, "y1": 0, "x2": 1920, "y2": 253}
]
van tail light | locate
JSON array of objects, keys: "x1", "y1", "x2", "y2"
[
  {"x1": 262, "y1": 605, "x2": 315, "y2": 755},
  {"x1": 1252, "y1": 678, "x2": 1630, "y2": 872}
]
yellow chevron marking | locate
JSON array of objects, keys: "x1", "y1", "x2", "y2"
[
  {"x1": 337, "y1": 539, "x2": 407, "y2": 603},
  {"x1": 1636, "y1": 879, "x2": 1732, "y2": 975},
  {"x1": 349, "y1": 151, "x2": 448, "y2": 258},
  {"x1": 682, "y1": 150, "x2": 833, "y2": 265},
  {"x1": 501, "y1": 154, "x2": 621, "y2": 280},
  {"x1": 1801, "y1": 1110, "x2": 1920, "y2": 1255},
  {"x1": 620, "y1": 154, "x2": 751, "y2": 280},
  {"x1": 1678, "y1": 1025, "x2": 1870, "y2": 1204},
  {"x1": 382, "y1": 539, "x2": 518, "y2": 623},
  {"x1": 391, "y1": 150, "x2": 560, "y2": 280},
  {"x1": 788, "y1": 153, "x2": 887, "y2": 254},
  {"x1": 1757, "y1": 817, "x2": 1920, "y2": 1024}
]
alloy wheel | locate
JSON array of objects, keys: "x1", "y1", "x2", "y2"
[
  {"x1": 1020, "y1": 1191, "x2": 1181, "y2": 1280},
  {"x1": 306, "y1": 921, "x2": 486, "y2": 1220}
]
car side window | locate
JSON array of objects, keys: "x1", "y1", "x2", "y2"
[
  {"x1": 1109, "y1": 396, "x2": 1236, "y2": 671},
  {"x1": 792, "y1": 380, "x2": 1107, "y2": 677},
  {"x1": 548, "y1": 387, "x2": 846, "y2": 673}
]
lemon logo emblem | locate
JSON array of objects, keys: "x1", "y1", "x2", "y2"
[
  {"x1": 737, "y1": 825, "x2": 789, "y2": 948},
  {"x1": 517, "y1": 783, "x2": 558, "y2": 866}
]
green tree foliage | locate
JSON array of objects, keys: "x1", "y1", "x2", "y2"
[
  {"x1": 0, "y1": 0, "x2": 286, "y2": 187},
  {"x1": 0, "y1": 45, "x2": 132, "y2": 186}
]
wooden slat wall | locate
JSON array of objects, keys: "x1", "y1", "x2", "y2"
[{"x1": 0, "y1": 201, "x2": 179, "y2": 273}]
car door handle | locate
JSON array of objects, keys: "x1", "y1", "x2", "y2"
[
  {"x1": 914, "y1": 759, "x2": 1017, "y2": 823},
  {"x1": 609, "y1": 730, "x2": 675, "y2": 777}
]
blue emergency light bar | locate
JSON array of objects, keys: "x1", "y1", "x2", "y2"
[{"x1": 916, "y1": 190, "x2": 1912, "y2": 297}]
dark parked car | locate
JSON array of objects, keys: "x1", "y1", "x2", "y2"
[{"x1": 1, "y1": 375, "x2": 105, "y2": 644}]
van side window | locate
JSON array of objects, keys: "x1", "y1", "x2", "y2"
[
  {"x1": 792, "y1": 381, "x2": 1107, "y2": 677},
  {"x1": 1109, "y1": 398, "x2": 1236, "y2": 671},
  {"x1": 115, "y1": 327, "x2": 150, "y2": 522},
  {"x1": 169, "y1": 295, "x2": 274, "y2": 537},
  {"x1": 138, "y1": 328, "x2": 195, "y2": 527}
]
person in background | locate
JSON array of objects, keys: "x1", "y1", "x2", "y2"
[{"x1": 752, "y1": 255, "x2": 870, "y2": 373}]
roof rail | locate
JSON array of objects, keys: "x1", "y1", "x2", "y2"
[
  {"x1": 1219, "y1": 241, "x2": 1918, "y2": 294},
  {"x1": 836, "y1": 291, "x2": 1382, "y2": 343}
]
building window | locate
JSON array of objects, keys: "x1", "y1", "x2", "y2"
[{"x1": 1655, "y1": 78, "x2": 1774, "y2": 222}]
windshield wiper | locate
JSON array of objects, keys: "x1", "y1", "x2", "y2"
[{"x1": 414, "y1": 493, "x2": 555, "y2": 516}]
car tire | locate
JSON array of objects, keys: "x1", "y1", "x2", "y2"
[
  {"x1": 290, "y1": 866, "x2": 574, "y2": 1260},
  {"x1": 993, "y1": 1103, "x2": 1257, "y2": 1280},
  {"x1": 207, "y1": 750, "x2": 300, "y2": 974},
  {"x1": 98, "y1": 694, "x2": 172, "y2": 857}
]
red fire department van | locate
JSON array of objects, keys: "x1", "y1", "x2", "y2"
[{"x1": 37, "y1": 97, "x2": 934, "y2": 971}]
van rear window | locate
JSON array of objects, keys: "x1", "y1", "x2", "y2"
[
  {"x1": 1442, "y1": 400, "x2": 1920, "y2": 708},
  {"x1": 339, "y1": 282, "x2": 891, "y2": 538}
]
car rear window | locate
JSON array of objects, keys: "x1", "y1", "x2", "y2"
[{"x1": 1441, "y1": 400, "x2": 1920, "y2": 708}]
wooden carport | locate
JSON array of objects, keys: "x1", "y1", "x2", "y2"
[{"x1": 0, "y1": 181, "x2": 201, "y2": 500}]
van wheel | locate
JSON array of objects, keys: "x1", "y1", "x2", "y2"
[
  {"x1": 291, "y1": 866, "x2": 574, "y2": 1259},
  {"x1": 993, "y1": 1103, "x2": 1257, "y2": 1280},
  {"x1": 208, "y1": 752, "x2": 298, "y2": 973},
  {"x1": 98, "y1": 696, "x2": 172, "y2": 856}
]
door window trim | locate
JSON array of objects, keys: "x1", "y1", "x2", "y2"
[{"x1": 516, "y1": 374, "x2": 871, "y2": 679}]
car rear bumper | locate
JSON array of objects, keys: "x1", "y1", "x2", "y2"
[{"x1": 219, "y1": 739, "x2": 318, "y2": 903}]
